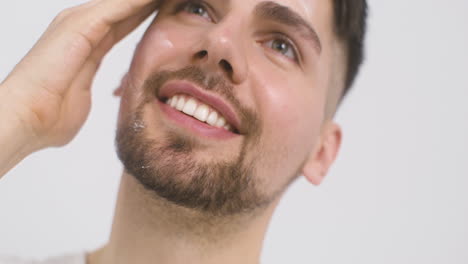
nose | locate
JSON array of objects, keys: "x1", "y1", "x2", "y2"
[{"x1": 191, "y1": 23, "x2": 249, "y2": 84}]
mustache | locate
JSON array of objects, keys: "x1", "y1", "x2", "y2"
[{"x1": 143, "y1": 66, "x2": 260, "y2": 136}]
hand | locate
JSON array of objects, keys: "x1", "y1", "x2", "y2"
[{"x1": 0, "y1": 0, "x2": 158, "y2": 151}]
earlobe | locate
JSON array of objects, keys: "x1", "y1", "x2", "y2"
[
  {"x1": 302, "y1": 122, "x2": 342, "y2": 186},
  {"x1": 114, "y1": 86, "x2": 124, "y2": 97},
  {"x1": 303, "y1": 162, "x2": 325, "y2": 186},
  {"x1": 114, "y1": 73, "x2": 130, "y2": 97}
]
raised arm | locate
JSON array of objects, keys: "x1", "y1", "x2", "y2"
[{"x1": 0, "y1": 0, "x2": 160, "y2": 178}]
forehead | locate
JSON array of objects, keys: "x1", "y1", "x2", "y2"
[
  {"x1": 273, "y1": 0, "x2": 323, "y2": 18},
  {"x1": 232, "y1": 0, "x2": 334, "y2": 39},
  {"x1": 237, "y1": 0, "x2": 331, "y2": 22}
]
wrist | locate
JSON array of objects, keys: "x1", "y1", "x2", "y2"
[
  {"x1": 0, "y1": 86, "x2": 36, "y2": 177},
  {"x1": 0, "y1": 83, "x2": 39, "y2": 162}
]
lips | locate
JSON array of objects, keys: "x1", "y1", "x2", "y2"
[
  {"x1": 166, "y1": 94, "x2": 234, "y2": 132},
  {"x1": 156, "y1": 81, "x2": 241, "y2": 135}
]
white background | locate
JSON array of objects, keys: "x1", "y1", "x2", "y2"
[{"x1": 1, "y1": 0, "x2": 467, "y2": 263}]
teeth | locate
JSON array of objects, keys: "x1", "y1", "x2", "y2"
[
  {"x1": 194, "y1": 104, "x2": 209, "y2": 122},
  {"x1": 215, "y1": 117, "x2": 226, "y2": 128},
  {"x1": 176, "y1": 96, "x2": 185, "y2": 111},
  {"x1": 170, "y1": 96, "x2": 178, "y2": 108},
  {"x1": 206, "y1": 111, "x2": 218, "y2": 126},
  {"x1": 182, "y1": 98, "x2": 197, "y2": 116},
  {"x1": 165, "y1": 94, "x2": 233, "y2": 132}
]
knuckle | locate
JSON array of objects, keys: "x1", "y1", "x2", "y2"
[{"x1": 54, "y1": 7, "x2": 76, "y2": 23}]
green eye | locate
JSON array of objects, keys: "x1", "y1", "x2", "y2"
[
  {"x1": 272, "y1": 40, "x2": 289, "y2": 54},
  {"x1": 183, "y1": 3, "x2": 210, "y2": 19},
  {"x1": 267, "y1": 38, "x2": 297, "y2": 61}
]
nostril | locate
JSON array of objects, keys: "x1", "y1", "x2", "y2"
[
  {"x1": 194, "y1": 50, "x2": 208, "y2": 59},
  {"x1": 219, "y1": 59, "x2": 233, "y2": 75}
]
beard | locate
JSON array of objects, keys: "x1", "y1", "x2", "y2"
[{"x1": 115, "y1": 66, "x2": 277, "y2": 217}]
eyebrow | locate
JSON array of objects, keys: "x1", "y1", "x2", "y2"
[{"x1": 254, "y1": 1, "x2": 322, "y2": 54}]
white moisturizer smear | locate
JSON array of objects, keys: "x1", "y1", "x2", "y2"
[
  {"x1": 132, "y1": 121, "x2": 146, "y2": 132},
  {"x1": 298, "y1": 0, "x2": 314, "y2": 19},
  {"x1": 153, "y1": 29, "x2": 174, "y2": 50}
]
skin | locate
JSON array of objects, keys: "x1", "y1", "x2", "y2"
[
  {"x1": 0, "y1": 0, "x2": 160, "y2": 176},
  {"x1": 119, "y1": 0, "x2": 341, "y2": 193},
  {"x1": 0, "y1": 0, "x2": 344, "y2": 263}
]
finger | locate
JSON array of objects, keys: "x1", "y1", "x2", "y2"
[
  {"x1": 59, "y1": 0, "x2": 158, "y2": 49},
  {"x1": 10, "y1": 0, "x2": 158, "y2": 95},
  {"x1": 98, "y1": 0, "x2": 159, "y2": 24},
  {"x1": 87, "y1": 2, "x2": 157, "y2": 63},
  {"x1": 71, "y1": 56, "x2": 101, "y2": 93},
  {"x1": 74, "y1": 4, "x2": 156, "y2": 92}
]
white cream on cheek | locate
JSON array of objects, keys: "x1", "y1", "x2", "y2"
[
  {"x1": 129, "y1": 27, "x2": 176, "y2": 80},
  {"x1": 151, "y1": 29, "x2": 174, "y2": 50},
  {"x1": 219, "y1": 36, "x2": 229, "y2": 45}
]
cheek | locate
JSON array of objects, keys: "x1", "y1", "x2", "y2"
[
  {"x1": 265, "y1": 92, "x2": 323, "y2": 148},
  {"x1": 248, "y1": 79, "x2": 325, "y2": 191},
  {"x1": 253, "y1": 72, "x2": 325, "y2": 163},
  {"x1": 127, "y1": 20, "x2": 197, "y2": 84},
  {"x1": 119, "y1": 21, "x2": 191, "y2": 118}
]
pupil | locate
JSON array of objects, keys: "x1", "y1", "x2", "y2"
[
  {"x1": 192, "y1": 6, "x2": 203, "y2": 14},
  {"x1": 274, "y1": 41, "x2": 287, "y2": 53}
]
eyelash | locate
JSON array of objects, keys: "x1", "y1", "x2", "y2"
[
  {"x1": 175, "y1": 1, "x2": 213, "y2": 22},
  {"x1": 175, "y1": 1, "x2": 301, "y2": 64}
]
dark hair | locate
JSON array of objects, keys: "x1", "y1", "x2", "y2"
[{"x1": 333, "y1": 0, "x2": 368, "y2": 98}]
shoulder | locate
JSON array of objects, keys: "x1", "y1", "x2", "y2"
[{"x1": 0, "y1": 253, "x2": 86, "y2": 264}]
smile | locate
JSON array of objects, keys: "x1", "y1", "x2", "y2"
[
  {"x1": 166, "y1": 95, "x2": 233, "y2": 132},
  {"x1": 156, "y1": 81, "x2": 241, "y2": 139}
]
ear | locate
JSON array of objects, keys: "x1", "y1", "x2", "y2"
[
  {"x1": 113, "y1": 86, "x2": 124, "y2": 97},
  {"x1": 114, "y1": 73, "x2": 130, "y2": 97},
  {"x1": 302, "y1": 122, "x2": 342, "y2": 186}
]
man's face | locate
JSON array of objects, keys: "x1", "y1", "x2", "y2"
[{"x1": 116, "y1": 0, "x2": 341, "y2": 216}]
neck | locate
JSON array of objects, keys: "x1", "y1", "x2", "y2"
[{"x1": 89, "y1": 172, "x2": 279, "y2": 264}]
